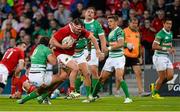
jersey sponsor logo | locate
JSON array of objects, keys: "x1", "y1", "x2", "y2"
[
  {"x1": 168, "y1": 84, "x2": 180, "y2": 91},
  {"x1": 165, "y1": 36, "x2": 169, "y2": 40}
]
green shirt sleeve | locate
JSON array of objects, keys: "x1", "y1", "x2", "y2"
[
  {"x1": 116, "y1": 28, "x2": 124, "y2": 40},
  {"x1": 95, "y1": 21, "x2": 104, "y2": 36},
  {"x1": 45, "y1": 47, "x2": 52, "y2": 58}
]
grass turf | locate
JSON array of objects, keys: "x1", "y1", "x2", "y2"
[{"x1": 0, "y1": 96, "x2": 180, "y2": 111}]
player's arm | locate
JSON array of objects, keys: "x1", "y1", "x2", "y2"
[
  {"x1": 88, "y1": 33, "x2": 101, "y2": 53},
  {"x1": 152, "y1": 38, "x2": 163, "y2": 51},
  {"x1": 152, "y1": 38, "x2": 176, "y2": 54},
  {"x1": 88, "y1": 33, "x2": 105, "y2": 60},
  {"x1": 14, "y1": 59, "x2": 24, "y2": 77},
  {"x1": 109, "y1": 38, "x2": 124, "y2": 50},
  {"x1": 47, "y1": 54, "x2": 57, "y2": 65},
  {"x1": 49, "y1": 34, "x2": 69, "y2": 49},
  {"x1": 99, "y1": 34, "x2": 107, "y2": 52}
]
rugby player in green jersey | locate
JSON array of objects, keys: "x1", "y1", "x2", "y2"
[
  {"x1": 92, "y1": 15, "x2": 132, "y2": 103},
  {"x1": 151, "y1": 18, "x2": 175, "y2": 99}
]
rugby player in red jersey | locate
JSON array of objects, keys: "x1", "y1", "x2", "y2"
[
  {"x1": 50, "y1": 18, "x2": 104, "y2": 98},
  {"x1": 0, "y1": 42, "x2": 27, "y2": 93}
]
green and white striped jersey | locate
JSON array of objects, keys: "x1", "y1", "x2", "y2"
[
  {"x1": 84, "y1": 19, "x2": 104, "y2": 49},
  {"x1": 108, "y1": 26, "x2": 124, "y2": 58},
  {"x1": 154, "y1": 28, "x2": 173, "y2": 56}
]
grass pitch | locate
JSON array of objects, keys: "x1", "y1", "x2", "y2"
[{"x1": 0, "y1": 96, "x2": 180, "y2": 111}]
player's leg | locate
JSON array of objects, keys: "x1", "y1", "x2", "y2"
[
  {"x1": 92, "y1": 57, "x2": 112, "y2": 97},
  {"x1": 114, "y1": 56, "x2": 132, "y2": 103},
  {"x1": 132, "y1": 65, "x2": 143, "y2": 95},
  {"x1": 37, "y1": 69, "x2": 69, "y2": 103},
  {"x1": 75, "y1": 72, "x2": 83, "y2": 93},
  {"x1": 165, "y1": 58, "x2": 174, "y2": 81},
  {"x1": 88, "y1": 49, "x2": 99, "y2": 94},
  {"x1": 79, "y1": 62, "x2": 93, "y2": 102},
  {"x1": 151, "y1": 55, "x2": 167, "y2": 99},
  {"x1": 57, "y1": 54, "x2": 79, "y2": 94}
]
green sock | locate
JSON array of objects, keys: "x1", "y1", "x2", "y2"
[
  {"x1": 92, "y1": 80, "x2": 102, "y2": 97},
  {"x1": 85, "y1": 86, "x2": 91, "y2": 97},
  {"x1": 92, "y1": 78, "x2": 98, "y2": 90},
  {"x1": 120, "y1": 80, "x2": 130, "y2": 98},
  {"x1": 153, "y1": 90, "x2": 159, "y2": 95},
  {"x1": 22, "y1": 91, "x2": 39, "y2": 103},
  {"x1": 75, "y1": 77, "x2": 83, "y2": 93},
  {"x1": 39, "y1": 92, "x2": 49, "y2": 100}
]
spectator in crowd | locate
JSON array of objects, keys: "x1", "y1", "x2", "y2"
[
  {"x1": 33, "y1": 11, "x2": 49, "y2": 30},
  {"x1": 47, "y1": 19, "x2": 59, "y2": 38},
  {"x1": 1, "y1": 12, "x2": 18, "y2": 31},
  {"x1": 0, "y1": 0, "x2": 12, "y2": 20},
  {"x1": 118, "y1": 0, "x2": 130, "y2": 21},
  {"x1": 32, "y1": 5, "x2": 44, "y2": 18},
  {"x1": 32, "y1": 23, "x2": 46, "y2": 40},
  {"x1": 23, "y1": 2, "x2": 33, "y2": 19},
  {"x1": 124, "y1": 17, "x2": 150, "y2": 96},
  {"x1": 54, "y1": 3, "x2": 71, "y2": 27},
  {"x1": 146, "y1": 0, "x2": 156, "y2": 14},
  {"x1": 22, "y1": 34, "x2": 32, "y2": 57},
  {"x1": 71, "y1": 2, "x2": 84, "y2": 19},
  {"x1": 151, "y1": 10, "x2": 165, "y2": 32},
  {"x1": 153, "y1": 0, "x2": 167, "y2": 15},
  {"x1": 16, "y1": 29, "x2": 27, "y2": 43},
  {"x1": 140, "y1": 19, "x2": 156, "y2": 64},
  {"x1": 130, "y1": 0, "x2": 145, "y2": 17},
  {"x1": 16, "y1": 14, "x2": 26, "y2": 32},
  {"x1": 105, "y1": 8, "x2": 112, "y2": 18},
  {"x1": 166, "y1": 0, "x2": 180, "y2": 39},
  {"x1": 47, "y1": 12, "x2": 55, "y2": 22},
  {"x1": 140, "y1": 10, "x2": 152, "y2": 26},
  {"x1": 21, "y1": 18, "x2": 34, "y2": 36},
  {"x1": 0, "y1": 20, "x2": 17, "y2": 53}
]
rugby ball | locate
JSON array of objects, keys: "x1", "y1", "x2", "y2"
[{"x1": 62, "y1": 36, "x2": 74, "y2": 47}]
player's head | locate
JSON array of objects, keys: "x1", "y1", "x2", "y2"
[
  {"x1": 129, "y1": 17, "x2": 139, "y2": 30},
  {"x1": 85, "y1": 7, "x2": 96, "y2": 20},
  {"x1": 107, "y1": 15, "x2": 119, "y2": 29},
  {"x1": 39, "y1": 37, "x2": 50, "y2": 47},
  {"x1": 163, "y1": 18, "x2": 172, "y2": 32},
  {"x1": 16, "y1": 42, "x2": 27, "y2": 51},
  {"x1": 71, "y1": 18, "x2": 84, "y2": 34}
]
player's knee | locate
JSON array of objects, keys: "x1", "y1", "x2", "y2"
[{"x1": 167, "y1": 74, "x2": 173, "y2": 81}]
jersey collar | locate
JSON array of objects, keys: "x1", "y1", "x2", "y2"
[
  {"x1": 69, "y1": 23, "x2": 75, "y2": 33},
  {"x1": 84, "y1": 19, "x2": 94, "y2": 24},
  {"x1": 162, "y1": 28, "x2": 171, "y2": 34}
]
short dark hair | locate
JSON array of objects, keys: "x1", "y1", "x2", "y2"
[
  {"x1": 107, "y1": 15, "x2": 119, "y2": 21},
  {"x1": 86, "y1": 7, "x2": 96, "y2": 12},
  {"x1": 72, "y1": 18, "x2": 84, "y2": 27},
  {"x1": 39, "y1": 37, "x2": 50, "y2": 46},
  {"x1": 16, "y1": 42, "x2": 27, "y2": 46},
  {"x1": 163, "y1": 17, "x2": 172, "y2": 23}
]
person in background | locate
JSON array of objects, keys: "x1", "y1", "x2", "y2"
[
  {"x1": 151, "y1": 18, "x2": 175, "y2": 99},
  {"x1": 124, "y1": 17, "x2": 150, "y2": 96}
]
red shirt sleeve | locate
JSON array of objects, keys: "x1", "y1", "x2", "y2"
[
  {"x1": 19, "y1": 49, "x2": 25, "y2": 60},
  {"x1": 81, "y1": 29, "x2": 90, "y2": 38},
  {"x1": 53, "y1": 27, "x2": 68, "y2": 41}
]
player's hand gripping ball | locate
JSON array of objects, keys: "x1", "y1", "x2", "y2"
[{"x1": 62, "y1": 36, "x2": 75, "y2": 48}]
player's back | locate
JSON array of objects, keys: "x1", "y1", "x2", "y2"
[{"x1": 1, "y1": 47, "x2": 24, "y2": 74}]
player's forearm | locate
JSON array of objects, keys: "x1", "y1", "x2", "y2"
[
  {"x1": 50, "y1": 37, "x2": 63, "y2": 48},
  {"x1": 99, "y1": 35, "x2": 107, "y2": 49},
  {"x1": 91, "y1": 36, "x2": 101, "y2": 51},
  {"x1": 109, "y1": 40, "x2": 123, "y2": 50}
]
